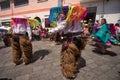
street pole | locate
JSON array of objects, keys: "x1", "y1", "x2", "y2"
[
  {"x1": 58, "y1": 0, "x2": 64, "y2": 6},
  {"x1": 11, "y1": 0, "x2": 14, "y2": 18},
  {"x1": 101, "y1": 0, "x2": 105, "y2": 18}
]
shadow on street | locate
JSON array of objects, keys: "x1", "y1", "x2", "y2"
[
  {"x1": 92, "y1": 48, "x2": 117, "y2": 57},
  {"x1": 0, "y1": 78, "x2": 12, "y2": 80},
  {"x1": 0, "y1": 46, "x2": 7, "y2": 49},
  {"x1": 76, "y1": 57, "x2": 86, "y2": 73},
  {"x1": 90, "y1": 44, "x2": 117, "y2": 56},
  {"x1": 31, "y1": 49, "x2": 51, "y2": 63}
]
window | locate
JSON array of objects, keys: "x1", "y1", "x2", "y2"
[
  {"x1": 38, "y1": 0, "x2": 48, "y2": 3},
  {"x1": 14, "y1": 0, "x2": 28, "y2": 6},
  {"x1": 2, "y1": 21, "x2": 10, "y2": 27},
  {"x1": 0, "y1": 0, "x2": 10, "y2": 10}
]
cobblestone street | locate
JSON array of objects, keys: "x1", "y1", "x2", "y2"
[{"x1": 0, "y1": 40, "x2": 120, "y2": 80}]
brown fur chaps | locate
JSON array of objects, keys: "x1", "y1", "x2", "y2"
[
  {"x1": 60, "y1": 36, "x2": 86, "y2": 78},
  {"x1": 60, "y1": 42, "x2": 81, "y2": 78},
  {"x1": 11, "y1": 34, "x2": 33, "y2": 65}
]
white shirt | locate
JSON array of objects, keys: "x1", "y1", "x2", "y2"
[
  {"x1": 64, "y1": 20, "x2": 83, "y2": 34},
  {"x1": 12, "y1": 23, "x2": 32, "y2": 40},
  {"x1": 12, "y1": 23, "x2": 27, "y2": 34}
]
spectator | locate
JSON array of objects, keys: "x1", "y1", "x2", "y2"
[
  {"x1": 92, "y1": 20, "x2": 99, "y2": 34},
  {"x1": 84, "y1": 24, "x2": 90, "y2": 37},
  {"x1": 115, "y1": 23, "x2": 120, "y2": 41},
  {"x1": 88, "y1": 19, "x2": 94, "y2": 34}
]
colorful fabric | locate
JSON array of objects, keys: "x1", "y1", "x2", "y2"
[
  {"x1": 109, "y1": 36, "x2": 120, "y2": 45},
  {"x1": 49, "y1": 6, "x2": 69, "y2": 22},
  {"x1": 49, "y1": 5, "x2": 87, "y2": 35},
  {"x1": 62, "y1": 6, "x2": 69, "y2": 20},
  {"x1": 28, "y1": 18, "x2": 40, "y2": 28},
  {"x1": 11, "y1": 18, "x2": 28, "y2": 34},
  {"x1": 49, "y1": 6, "x2": 62, "y2": 22},
  {"x1": 10, "y1": 18, "x2": 32, "y2": 40},
  {"x1": 49, "y1": 5, "x2": 87, "y2": 22},
  {"x1": 108, "y1": 24, "x2": 116, "y2": 35},
  {"x1": 65, "y1": 6, "x2": 74, "y2": 21},
  {"x1": 66, "y1": 5, "x2": 87, "y2": 21},
  {"x1": 49, "y1": 20, "x2": 66, "y2": 32},
  {"x1": 94, "y1": 24, "x2": 111, "y2": 44},
  {"x1": 11, "y1": 18, "x2": 28, "y2": 28},
  {"x1": 92, "y1": 22, "x2": 99, "y2": 34}
]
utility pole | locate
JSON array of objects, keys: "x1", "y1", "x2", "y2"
[
  {"x1": 11, "y1": 0, "x2": 14, "y2": 17},
  {"x1": 58, "y1": 0, "x2": 64, "y2": 6},
  {"x1": 101, "y1": 0, "x2": 105, "y2": 18}
]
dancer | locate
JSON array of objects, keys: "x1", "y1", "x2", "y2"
[
  {"x1": 10, "y1": 18, "x2": 33, "y2": 65},
  {"x1": 94, "y1": 18, "x2": 111, "y2": 53}
]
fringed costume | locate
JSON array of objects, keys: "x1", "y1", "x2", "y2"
[
  {"x1": 49, "y1": 4, "x2": 87, "y2": 79},
  {"x1": 60, "y1": 35, "x2": 86, "y2": 78},
  {"x1": 10, "y1": 18, "x2": 33, "y2": 65}
]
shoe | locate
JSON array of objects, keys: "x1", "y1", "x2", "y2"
[
  {"x1": 13, "y1": 59, "x2": 23, "y2": 66},
  {"x1": 13, "y1": 62, "x2": 20, "y2": 66},
  {"x1": 23, "y1": 62, "x2": 28, "y2": 65},
  {"x1": 13, "y1": 63, "x2": 17, "y2": 66},
  {"x1": 23, "y1": 62, "x2": 30, "y2": 65}
]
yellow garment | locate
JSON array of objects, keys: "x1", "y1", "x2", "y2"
[
  {"x1": 65, "y1": 6, "x2": 74, "y2": 22},
  {"x1": 28, "y1": 18, "x2": 40, "y2": 28},
  {"x1": 7, "y1": 28, "x2": 12, "y2": 34}
]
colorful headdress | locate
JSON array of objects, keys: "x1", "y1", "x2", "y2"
[{"x1": 10, "y1": 18, "x2": 28, "y2": 28}]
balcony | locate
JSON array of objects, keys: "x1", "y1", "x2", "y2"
[{"x1": 80, "y1": 0, "x2": 100, "y2": 3}]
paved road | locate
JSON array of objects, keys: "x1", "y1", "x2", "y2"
[{"x1": 0, "y1": 40, "x2": 120, "y2": 80}]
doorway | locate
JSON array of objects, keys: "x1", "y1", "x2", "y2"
[{"x1": 84, "y1": 7, "x2": 97, "y2": 23}]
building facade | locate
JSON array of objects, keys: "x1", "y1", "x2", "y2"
[
  {"x1": 0, "y1": 0, "x2": 80, "y2": 27},
  {"x1": 0, "y1": 0, "x2": 120, "y2": 27},
  {"x1": 80, "y1": 0, "x2": 120, "y2": 24}
]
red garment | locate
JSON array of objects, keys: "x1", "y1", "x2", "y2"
[
  {"x1": 40, "y1": 26, "x2": 43, "y2": 31},
  {"x1": 109, "y1": 24, "x2": 116, "y2": 35},
  {"x1": 41, "y1": 32, "x2": 47, "y2": 38}
]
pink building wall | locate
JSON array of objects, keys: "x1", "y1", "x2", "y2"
[{"x1": 0, "y1": 0, "x2": 80, "y2": 18}]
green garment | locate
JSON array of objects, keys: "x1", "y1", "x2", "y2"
[{"x1": 94, "y1": 24, "x2": 111, "y2": 44}]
